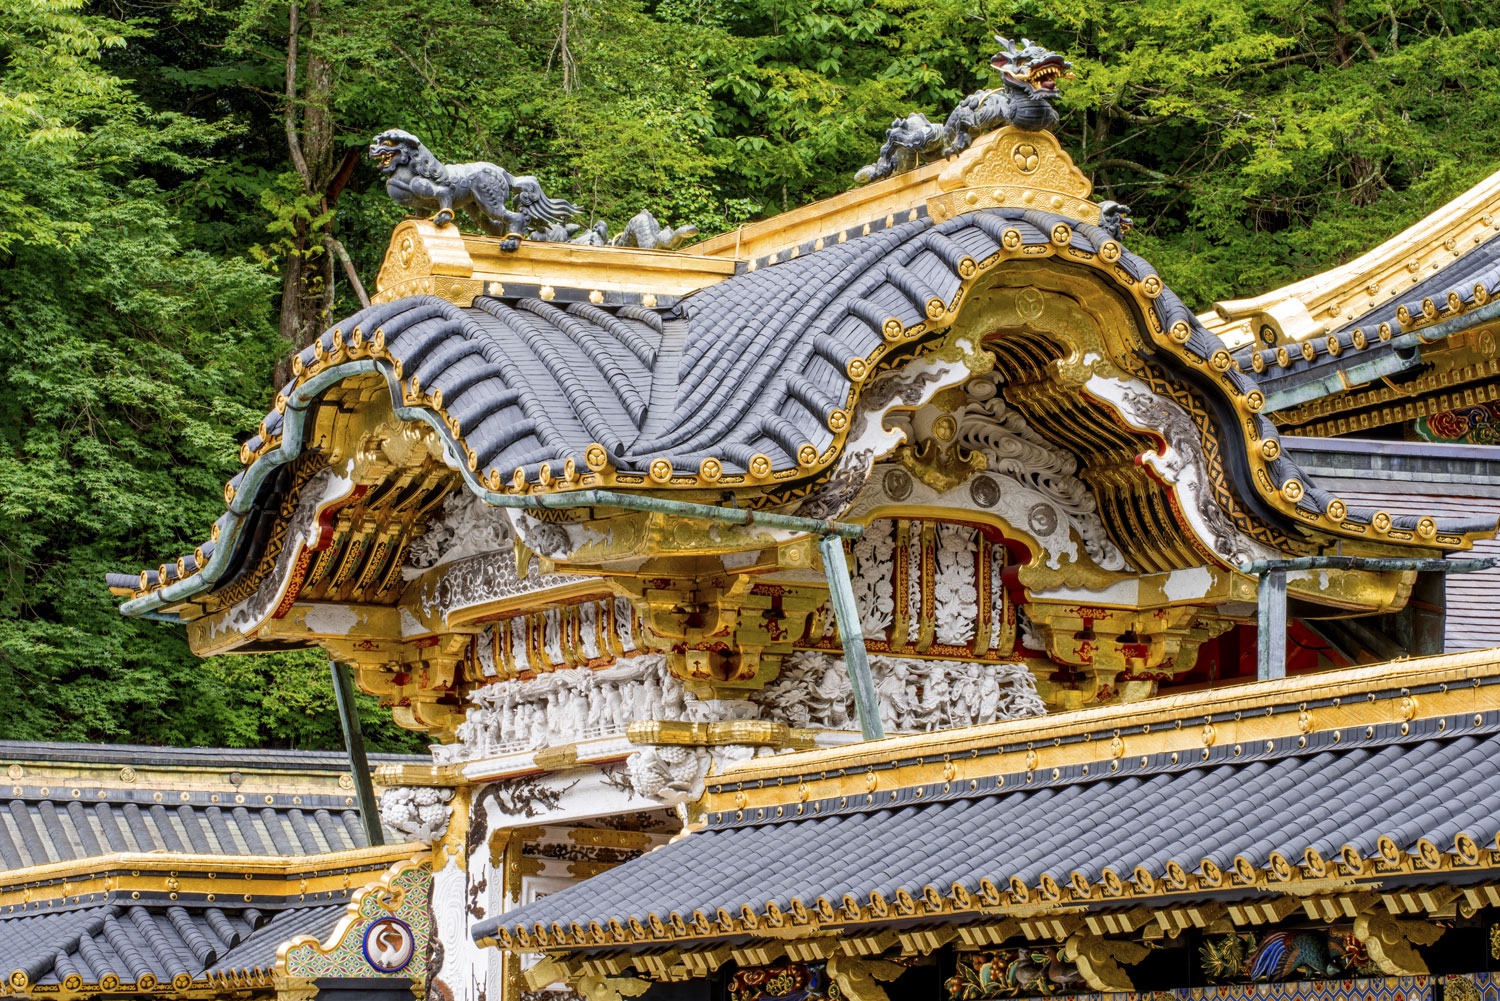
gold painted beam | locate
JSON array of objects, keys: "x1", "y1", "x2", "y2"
[
  {"x1": 1205, "y1": 167, "x2": 1500, "y2": 348},
  {"x1": 690, "y1": 139, "x2": 991, "y2": 261},
  {"x1": 0, "y1": 844, "x2": 421, "y2": 908},
  {"x1": 374, "y1": 219, "x2": 738, "y2": 306}
]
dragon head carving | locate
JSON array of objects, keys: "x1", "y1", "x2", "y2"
[
  {"x1": 991, "y1": 37, "x2": 1072, "y2": 102},
  {"x1": 368, "y1": 129, "x2": 442, "y2": 180}
]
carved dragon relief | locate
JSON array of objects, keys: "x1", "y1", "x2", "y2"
[{"x1": 1089, "y1": 376, "x2": 1279, "y2": 567}]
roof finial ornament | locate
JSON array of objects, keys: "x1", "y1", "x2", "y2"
[
  {"x1": 536, "y1": 209, "x2": 701, "y2": 251},
  {"x1": 855, "y1": 36, "x2": 1072, "y2": 184},
  {"x1": 368, "y1": 129, "x2": 581, "y2": 251},
  {"x1": 1099, "y1": 201, "x2": 1134, "y2": 241}
]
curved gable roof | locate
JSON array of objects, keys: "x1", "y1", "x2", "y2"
[{"x1": 111, "y1": 206, "x2": 1498, "y2": 611}]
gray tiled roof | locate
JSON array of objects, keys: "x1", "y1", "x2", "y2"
[
  {"x1": 115, "y1": 207, "x2": 1499, "y2": 603},
  {"x1": 1233, "y1": 229, "x2": 1500, "y2": 391},
  {"x1": 1, "y1": 901, "x2": 345, "y2": 989},
  {"x1": 0, "y1": 740, "x2": 419, "y2": 773},
  {"x1": 477, "y1": 705, "x2": 1500, "y2": 947},
  {"x1": 206, "y1": 904, "x2": 347, "y2": 977},
  {"x1": 0, "y1": 786, "x2": 369, "y2": 870},
  {"x1": 0, "y1": 740, "x2": 426, "y2": 870}
]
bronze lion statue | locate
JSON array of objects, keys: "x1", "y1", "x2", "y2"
[{"x1": 368, "y1": 129, "x2": 580, "y2": 250}]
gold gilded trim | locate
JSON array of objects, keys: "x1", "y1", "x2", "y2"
[
  {"x1": 709, "y1": 645, "x2": 1500, "y2": 804},
  {"x1": 0, "y1": 844, "x2": 420, "y2": 909}
]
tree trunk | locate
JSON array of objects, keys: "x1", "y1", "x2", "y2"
[{"x1": 278, "y1": 0, "x2": 339, "y2": 368}]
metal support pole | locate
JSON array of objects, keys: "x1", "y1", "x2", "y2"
[
  {"x1": 1242, "y1": 556, "x2": 1495, "y2": 680},
  {"x1": 331, "y1": 660, "x2": 384, "y2": 847},
  {"x1": 1256, "y1": 570, "x2": 1288, "y2": 681},
  {"x1": 819, "y1": 534, "x2": 885, "y2": 740},
  {"x1": 1409, "y1": 572, "x2": 1447, "y2": 656}
]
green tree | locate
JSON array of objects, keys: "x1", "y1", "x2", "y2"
[
  {"x1": 5, "y1": 0, "x2": 1500, "y2": 750},
  {"x1": 0, "y1": 0, "x2": 421, "y2": 750}
]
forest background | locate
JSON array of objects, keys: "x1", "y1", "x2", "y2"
[{"x1": 2, "y1": 0, "x2": 1498, "y2": 751}]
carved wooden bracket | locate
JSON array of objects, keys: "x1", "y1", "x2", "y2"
[
  {"x1": 1354, "y1": 911, "x2": 1445, "y2": 976},
  {"x1": 1062, "y1": 930, "x2": 1152, "y2": 993},
  {"x1": 824, "y1": 954, "x2": 908, "y2": 1001}
]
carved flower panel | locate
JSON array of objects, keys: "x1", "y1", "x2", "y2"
[{"x1": 800, "y1": 518, "x2": 1016, "y2": 660}]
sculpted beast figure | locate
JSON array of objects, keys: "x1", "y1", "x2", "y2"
[
  {"x1": 530, "y1": 210, "x2": 700, "y2": 250},
  {"x1": 368, "y1": 129, "x2": 581, "y2": 250},
  {"x1": 856, "y1": 37, "x2": 1072, "y2": 184}
]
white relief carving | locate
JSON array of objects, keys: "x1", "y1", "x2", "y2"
[
  {"x1": 514, "y1": 514, "x2": 571, "y2": 559},
  {"x1": 905, "y1": 523, "x2": 922, "y2": 625},
  {"x1": 934, "y1": 523, "x2": 978, "y2": 646},
  {"x1": 1017, "y1": 605, "x2": 1045, "y2": 652},
  {"x1": 417, "y1": 550, "x2": 592, "y2": 624},
  {"x1": 404, "y1": 489, "x2": 516, "y2": 575},
  {"x1": 378, "y1": 785, "x2": 455, "y2": 842},
  {"x1": 510, "y1": 615, "x2": 530, "y2": 673},
  {"x1": 579, "y1": 602, "x2": 600, "y2": 660},
  {"x1": 473, "y1": 597, "x2": 640, "y2": 678},
  {"x1": 543, "y1": 608, "x2": 564, "y2": 663},
  {"x1": 794, "y1": 357, "x2": 975, "y2": 521},
  {"x1": 988, "y1": 544, "x2": 1008, "y2": 652},
  {"x1": 625, "y1": 745, "x2": 710, "y2": 806},
  {"x1": 818, "y1": 519, "x2": 1009, "y2": 655},
  {"x1": 683, "y1": 698, "x2": 760, "y2": 723},
  {"x1": 406, "y1": 491, "x2": 598, "y2": 624},
  {"x1": 850, "y1": 521, "x2": 897, "y2": 637},
  {"x1": 435, "y1": 654, "x2": 688, "y2": 765},
  {"x1": 1088, "y1": 376, "x2": 1278, "y2": 566},
  {"x1": 475, "y1": 632, "x2": 498, "y2": 677},
  {"x1": 615, "y1": 596, "x2": 636, "y2": 650},
  {"x1": 754, "y1": 651, "x2": 1045, "y2": 732},
  {"x1": 953, "y1": 390, "x2": 1127, "y2": 571},
  {"x1": 624, "y1": 743, "x2": 772, "y2": 807}
]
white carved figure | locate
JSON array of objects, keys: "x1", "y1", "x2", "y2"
[
  {"x1": 875, "y1": 659, "x2": 913, "y2": 733},
  {"x1": 812, "y1": 661, "x2": 854, "y2": 730},
  {"x1": 579, "y1": 602, "x2": 600, "y2": 659},
  {"x1": 432, "y1": 653, "x2": 688, "y2": 764},
  {"x1": 379, "y1": 785, "x2": 455, "y2": 842},
  {"x1": 755, "y1": 651, "x2": 1046, "y2": 731},
  {"x1": 625, "y1": 745, "x2": 711, "y2": 806}
]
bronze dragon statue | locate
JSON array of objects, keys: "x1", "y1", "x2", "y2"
[
  {"x1": 368, "y1": 129, "x2": 580, "y2": 250},
  {"x1": 855, "y1": 37, "x2": 1072, "y2": 184}
]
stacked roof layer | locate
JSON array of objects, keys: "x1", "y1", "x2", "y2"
[
  {"x1": 479, "y1": 657, "x2": 1500, "y2": 947},
  {"x1": 0, "y1": 742, "x2": 425, "y2": 994}
]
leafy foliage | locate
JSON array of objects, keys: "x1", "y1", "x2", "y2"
[{"x1": 4, "y1": 0, "x2": 1500, "y2": 748}]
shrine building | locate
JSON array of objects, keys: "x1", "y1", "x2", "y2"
[{"x1": 20, "y1": 42, "x2": 1500, "y2": 1001}]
